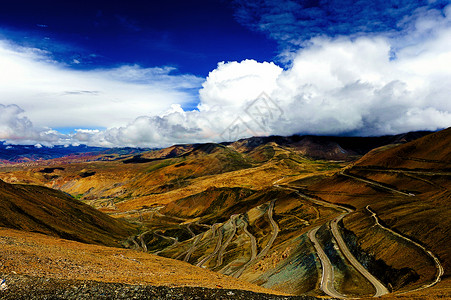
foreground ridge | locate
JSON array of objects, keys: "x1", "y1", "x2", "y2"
[{"x1": 0, "y1": 273, "x2": 317, "y2": 300}]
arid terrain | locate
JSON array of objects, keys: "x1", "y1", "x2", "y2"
[{"x1": 0, "y1": 130, "x2": 449, "y2": 299}]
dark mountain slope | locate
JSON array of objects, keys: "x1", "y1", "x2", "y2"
[
  {"x1": 291, "y1": 127, "x2": 451, "y2": 292},
  {"x1": 355, "y1": 127, "x2": 451, "y2": 170},
  {"x1": 0, "y1": 179, "x2": 135, "y2": 247},
  {"x1": 230, "y1": 131, "x2": 433, "y2": 160}
]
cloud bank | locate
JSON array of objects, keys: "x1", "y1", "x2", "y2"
[
  {"x1": 0, "y1": 39, "x2": 202, "y2": 129},
  {"x1": 1, "y1": 4, "x2": 450, "y2": 147}
]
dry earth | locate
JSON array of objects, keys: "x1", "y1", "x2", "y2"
[{"x1": 0, "y1": 227, "x2": 311, "y2": 299}]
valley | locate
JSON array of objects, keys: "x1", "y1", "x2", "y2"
[{"x1": 0, "y1": 130, "x2": 450, "y2": 299}]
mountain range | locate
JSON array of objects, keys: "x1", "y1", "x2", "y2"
[{"x1": 0, "y1": 128, "x2": 449, "y2": 299}]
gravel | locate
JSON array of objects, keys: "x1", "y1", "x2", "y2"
[{"x1": 0, "y1": 274, "x2": 320, "y2": 300}]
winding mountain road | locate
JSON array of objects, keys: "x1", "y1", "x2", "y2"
[
  {"x1": 215, "y1": 214, "x2": 238, "y2": 268},
  {"x1": 339, "y1": 172, "x2": 414, "y2": 197},
  {"x1": 233, "y1": 217, "x2": 258, "y2": 278},
  {"x1": 366, "y1": 205, "x2": 444, "y2": 293},
  {"x1": 258, "y1": 200, "x2": 280, "y2": 259},
  {"x1": 196, "y1": 224, "x2": 222, "y2": 267},
  {"x1": 154, "y1": 230, "x2": 178, "y2": 245},
  {"x1": 330, "y1": 214, "x2": 389, "y2": 297},
  {"x1": 308, "y1": 226, "x2": 344, "y2": 298},
  {"x1": 276, "y1": 182, "x2": 388, "y2": 298},
  {"x1": 241, "y1": 218, "x2": 258, "y2": 261},
  {"x1": 234, "y1": 200, "x2": 280, "y2": 278},
  {"x1": 354, "y1": 168, "x2": 451, "y2": 176},
  {"x1": 185, "y1": 223, "x2": 195, "y2": 238},
  {"x1": 182, "y1": 232, "x2": 205, "y2": 262}
]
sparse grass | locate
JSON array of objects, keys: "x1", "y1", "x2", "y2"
[
  {"x1": 0, "y1": 228, "x2": 286, "y2": 295},
  {"x1": 145, "y1": 159, "x2": 177, "y2": 173},
  {"x1": 1, "y1": 131, "x2": 450, "y2": 298},
  {"x1": 73, "y1": 193, "x2": 83, "y2": 200}
]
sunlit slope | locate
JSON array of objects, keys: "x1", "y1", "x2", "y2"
[
  {"x1": 0, "y1": 179, "x2": 135, "y2": 247},
  {"x1": 290, "y1": 127, "x2": 450, "y2": 294},
  {"x1": 0, "y1": 227, "x2": 288, "y2": 296},
  {"x1": 356, "y1": 127, "x2": 451, "y2": 170},
  {"x1": 135, "y1": 130, "x2": 449, "y2": 297},
  {"x1": 0, "y1": 131, "x2": 445, "y2": 298},
  {"x1": 0, "y1": 143, "x2": 254, "y2": 206}
]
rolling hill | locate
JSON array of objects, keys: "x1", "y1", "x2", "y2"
[
  {"x1": 0, "y1": 129, "x2": 449, "y2": 299},
  {"x1": 0, "y1": 179, "x2": 135, "y2": 247}
]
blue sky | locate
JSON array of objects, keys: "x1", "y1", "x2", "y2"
[
  {"x1": 0, "y1": 0, "x2": 450, "y2": 147},
  {"x1": 0, "y1": 0, "x2": 277, "y2": 76}
]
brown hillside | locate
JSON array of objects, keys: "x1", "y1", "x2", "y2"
[
  {"x1": 0, "y1": 180, "x2": 135, "y2": 247},
  {"x1": 356, "y1": 127, "x2": 451, "y2": 169},
  {"x1": 0, "y1": 227, "x2": 287, "y2": 296},
  {"x1": 288, "y1": 127, "x2": 451, "y2": 294},
  {"x1": 0, "y1": 131, "x2": 443, "y2": 298}
]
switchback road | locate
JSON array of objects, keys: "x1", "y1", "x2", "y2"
[
  {"x1": 330, "y1": 215, "x2": 389, "y2": 297},
  {"x1": 366, "y1": 205, "x2": 444, "y2": 293},
  {"x1": 308, "y1": 226, "x2": 344, "y2": 299},
  {"x1": 276, "y1": 182, "x2": 388, "y2": 298}
]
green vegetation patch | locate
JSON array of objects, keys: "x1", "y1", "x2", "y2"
[{"x1": 145, "y1": 158, "x2": 177, "y2": 173}]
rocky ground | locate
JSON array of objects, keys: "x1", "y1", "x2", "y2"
[
  {"x1": 0, "y1": 228, "x2": 312, "y2": 299},
  {"x1": 0, "y1": 273, "x2": 317, "y2": 300}
]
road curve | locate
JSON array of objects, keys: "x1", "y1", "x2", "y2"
[
  {"x1": 330, "y1": 215, "x2": 389, "y2": 297},
  {"x1": 138, "y1": 233, "x2": 148, "y2": 252},
  {"x1": 196, "y1": 224, "x2": 223, "y2": 267},
  {"x1": 242, "y1": 218, "x2": 258, "y2": 261},
  {"x1": 278, "y1": 183, "x2": 388, "y2": 297},
  {"x1": 232, "y1": 217, "x2": 258, "y2": 278},
  {"x1": 182, "y1": 232, "x2": 205, "y2": 262},
  {"x1": 215, "y1": 214, "x2": 238, "y2": 268},
  {"x1": 308, "y1": 226, "x2": 345, "y2": 299},
  {"x1": 259, "y1": 200, "x2": 280, "y2": 258},
  {"x1": 234, "y1": 200, "x2": 280, "y2": 278},
  {"x1": 339, "y1": 172, "x2": 414, "y2": 197},
  {"x1": 185, "y1": 223, "x2": 195, "y2": 238},
  {"x1": 366, "y1": 205, "x2": 444, "y2": 293}
]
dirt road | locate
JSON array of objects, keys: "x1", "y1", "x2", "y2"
[
  {"x1": 308, "y1": 226, "x2": 344, "y2": 299},
  {"x1": 330, "y1": 215, "x2": 389, "y2": 297},
  {"x1": 366, "y1": 205, "x2": 444, "y2": 293}
]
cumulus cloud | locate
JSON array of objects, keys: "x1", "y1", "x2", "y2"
[
  {"x1": 198, "y1": 60, "x2": 282, "y2": 109},
  {"x1": 0, "y1": 104, "x2": 64, "y2": 144},
  {"x1": 88, "y1": 6, "x2": 451, "y2": 147},
  {"x1": 0, "y1": 40, "x2": 203, "y2": 129},
  {"x1": 1, "y1": 4, "x2": 450, "y2": 148},
  {"x1": 270, "y1": 34, "x2": 451, "y2": 136}
]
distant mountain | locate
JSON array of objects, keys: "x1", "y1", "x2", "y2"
[
  {"x1": 0, "y1": 128, "x2": 449, "y2": 298},
  {"x1": 0, "y1": 131, "x2": 433, "y2": 164},
  {"x1": 230, "y1": 131, "x2": 433, "y2": 160},
  {"x1": 0, "y1": 142, "x2": 150, "y2": 163},
  {"x1": 355, "y1": 127, "x2": 451, "y2": 170}
]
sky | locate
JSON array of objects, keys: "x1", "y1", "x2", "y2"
[{"x1": 0, "y1": 0, "x2": 450, "y2": 147}]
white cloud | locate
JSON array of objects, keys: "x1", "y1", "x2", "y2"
[
  {"x1": 0, "y1": 104, "x2": 64, "y2": 145},
  {"x1": 91, "y1": 29, "x2": 450, "y2": 147},
  {"x1": 269, "y1": 33, "x2": 451, "y2": 136},
  {"x1": 198, "y1": 60, "x2": 282, "y2": 109},
  {"x1": 0, "y1": 40, "x2": 203, "y2": 129},
  {"x1": 1, "y1": 5, "x2": 451, "y2": 148}
]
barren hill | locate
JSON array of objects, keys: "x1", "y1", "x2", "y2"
[
  {"x1": 0, "y1": 179, "x2": 135, "y2": 247},
  {"x1": 0, "y1": 227, "x2": 294, "y2": 299},
  {"x1": 289, "y1": 127, "x2": 451, "y2": 297},
  {"x1": 0, "y1": 129, "x2": 449, "y2": 299}
]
